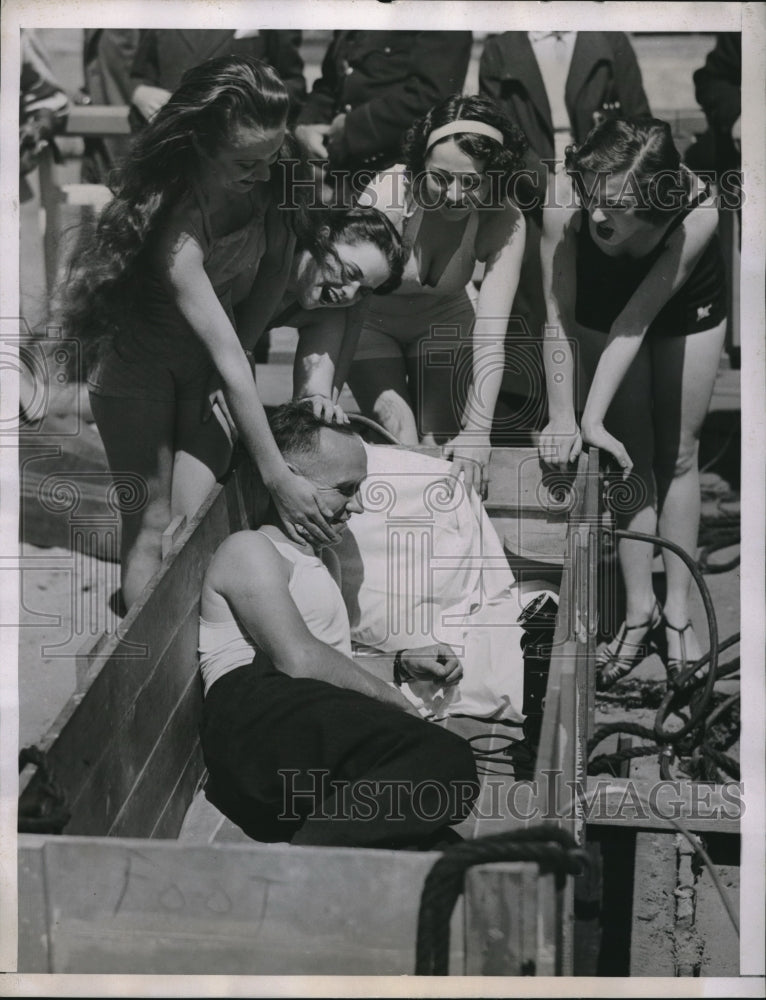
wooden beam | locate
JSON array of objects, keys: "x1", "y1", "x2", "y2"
[
  {"x1": 65, "y1": 105, "x2": 131, "y2": 136},
  {"x1": 629, "y1": 831, "x2": 678, "y2": 976},
  {"x1": 464, "y1": 864, "x2": 557, "y2": 976},
  {"x1": 18, "y1": 472, "x2": 243, "y2": 837},
  {"x1": 584, "y1": 777, "x2": 741, "y2": 835},
  {"x1": 161, "y1": 515, "x2": 187, "y2": 560},
  {"x1": 18, "y1": 836, "x2": 464, "y2": 975}
]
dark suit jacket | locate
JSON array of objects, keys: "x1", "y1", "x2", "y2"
[
  {"x1": 297, "y1": 30, "x2": 472, "y2": 171},
  {"x1": 479, "y1": 31, "x2": 651, "y2": 164},
  {"x1": 479, "y1": 32, "x2": 651, "y2": 403},
  {"x1": 81, "y1": 29, "x2": 139, "y2": 180},
  {"x1": 129, "y1": 29, "x2": 306, "y2": 121},
  {"x1": 694, "y1": 33, "x2": 741, "y2": 173}
]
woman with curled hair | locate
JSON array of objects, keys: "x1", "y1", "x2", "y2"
[
  {"x1": 539, "y1": 117, "x2": 727, "y2": 686},
  {"x1": 63, "y1": 56, "x2": 402, "y2": 609},
  {"x1": 237, "y1": 206, "x2": 405, "y2": 423},
  {"x1": 347, "y1": 94, "x2": 529, "y2": 495}
]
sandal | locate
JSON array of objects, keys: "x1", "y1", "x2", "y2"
[
  {"x1": 596, "y1": 600, "x2": 662, "y2": 690},
  {"x1": 662, "y1": 618, "x2": 705, "y2": 687}
]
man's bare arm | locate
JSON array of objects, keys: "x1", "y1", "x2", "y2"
[{"x1": 206, "y1": 532, "x2": 418, "y2": 714}]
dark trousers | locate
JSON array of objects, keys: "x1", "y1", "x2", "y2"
[{"x1": 200, "y1": 652, "x2": 479, "y2": 848}]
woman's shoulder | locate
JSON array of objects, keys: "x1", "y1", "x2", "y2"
[
  {"x1": 158, "y1": 190, "x2": 209, "y2": 253},
  {"x1": 474, "y1": 197, "x2": 525, "y2": 259}
]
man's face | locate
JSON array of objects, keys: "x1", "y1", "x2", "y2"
[{"x1": 298, "y1": 430, "x2": 367, "y2": 534}]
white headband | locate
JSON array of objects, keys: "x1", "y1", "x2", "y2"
[{"x1": 425, "y1": 120, "x2": 505, "y2": 153}]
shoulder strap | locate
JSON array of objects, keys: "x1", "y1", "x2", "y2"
[{"x1": 664, "y1": 177, "x2": 711, "y2": 238}]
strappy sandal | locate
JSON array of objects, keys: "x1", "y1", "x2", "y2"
[
  {"x1": 662, "y1": 618, "x2": 704, "y2": 687},
  {"x1": 596, "y1": 600, "x2": 662, "y2": 690}
]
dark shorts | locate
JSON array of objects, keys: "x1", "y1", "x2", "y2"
[{"x1": 200, "y1": 652, "x2": 479, "y2": 848}]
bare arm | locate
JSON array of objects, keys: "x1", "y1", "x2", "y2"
[
  {"x1": 160, "y1": 231, "x2": 338, "y2": 545},
  {"x1": 293, "y1": 304, "x2": 365, "y2": 423},
  {"x1": 444, "y1": 202, "x2": 526, "y2": 494},
  {"x1": 210, "y1": 532, "x2": 417, "y2": 713},
  {"x1": 539, "y1": 189, "x2": 582, "y2": 468},
  {"x1": 580, "y1": 195, "x2": 719, "y2": 472}
]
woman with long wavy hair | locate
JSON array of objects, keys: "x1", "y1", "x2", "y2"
[{"x1": 63, "y1": 56, "x2": 397, "y2": 609}]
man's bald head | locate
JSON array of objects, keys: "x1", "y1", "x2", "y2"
[{"x1": 268, "y1": 401, "x2": 367, "y2": 483}]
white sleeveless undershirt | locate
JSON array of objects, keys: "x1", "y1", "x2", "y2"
[{"x1": 198, "y1": 529, "x2": 352, "y2": 695}]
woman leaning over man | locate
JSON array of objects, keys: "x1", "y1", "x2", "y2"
[
  {"x1": 539, "y1": 117, "x2": 727, "y2": 685},
  {"x1": 346, "y1": 94, "x2": 529, "y2": 496},
  {"x1": 63, "y1": 55, "x2": 404, "y2": 609}
]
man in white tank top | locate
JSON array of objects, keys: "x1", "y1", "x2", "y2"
[{"x1": 199, "y1": 402, "x2": 479, "y2": 849}]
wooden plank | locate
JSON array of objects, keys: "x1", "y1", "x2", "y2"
[
  {"x1": 151, "y1": 742, "x2": 207, "y2": 840},
  {"x1": 59, "y1": 183, "x2": 113, "y2": 209},
  {"x1": 629, "y1": 831, "x2": 677, "y2": 976},
  {"x1": 464, "y1": 862, "x2": 541, "y2": 975},
  {"x1": 17, "y1": 840, "x2": 50, "y2": 973},
  {"x1": 161, "y1": 515, "x2": 187, "y2": 560},
  {"x1": 485, "y1": 448, "x2": 577, "y2": 516},
  {"x1": 64, "y1": 104, "x2": 131, "y2": 135},
  {"x1": 109, "y1": 659, "x2": 203, "y2": 837},
  {"x1": 584, "y1": 778, "x2": 740, "y2": 835},
  {"x1": 18, "y1": 477, "x2": 233, "y2": 829},
  {"x1": 75, "y1": 629, "x2": 113, "y2": 691},
  {"x1": 62, "y1": 607, "x2": 202, "y2": 836},
  {"x1": 37, "y1": 148, "x2": 62, "y2": 298},
  {"x1": 532, "y1": 449, "x2": 596, "y2": 978},
  {"x1": 19, "y1": 836, "x2": 464, "y2": 976}
]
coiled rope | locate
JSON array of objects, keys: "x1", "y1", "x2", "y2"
[{"x1": 415, "y1": 824, "x2": 588, "y2": 975}]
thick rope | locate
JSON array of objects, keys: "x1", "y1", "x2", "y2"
[
  {"x1": 18, "y1": 745, "x2": 70, "y2": 834},
  {"x1": 414, "y1": 824, "x2": 587, "y2": 976}
]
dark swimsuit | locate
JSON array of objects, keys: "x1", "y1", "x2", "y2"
[{"x1": 574, "y1": 195, "x2": 726, "y2": 338}]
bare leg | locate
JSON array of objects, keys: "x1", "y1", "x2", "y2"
[
  {"x1": 578, "y1": 328, "x2": 658, "y2": 627},
  {"x1": 89, "y1": 393, "x2": 174, "y2": 610},
  {"x1": 348, "y1": 355, "x2": 419, "y2": 446},
  {"x1": 172, "y1": 397, "x2": 235, "y2": 520},
  {"x1": 651, "y1": 322, "x2": 726, "y2": 663},
  {"x1": 407, "y1": 334, "x2": 472, "y2": 445}
]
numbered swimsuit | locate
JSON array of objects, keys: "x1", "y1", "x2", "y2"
[
  {"x1": 575, "y1": 198, "x2": 726, "y2": 338},
  {"x1": 87, "y1": 185, "x2": 267, "y2": 401}
]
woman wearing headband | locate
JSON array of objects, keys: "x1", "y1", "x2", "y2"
[
  {"x1": 539, "y1": 118, "x2": 727, "y2": 687},
  {"x1": 347, "y1": 94, "x2": 528, "y2": 495}
]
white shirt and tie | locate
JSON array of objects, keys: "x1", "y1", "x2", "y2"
[{"x1": 528, "y1": 30, "x2": 577, "y2": 166}]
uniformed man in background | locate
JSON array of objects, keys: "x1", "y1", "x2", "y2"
[{"x1": 294, "y1": 30, "x2": 472, "y2": 206}]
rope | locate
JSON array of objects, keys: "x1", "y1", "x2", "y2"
[
  {"x1": 18, "y1": 745, "x2": 70, "y2": 834},
  {"x1": 588, "y1": 641, "x2": 740, "y2": 782},
  {"x1": 414, "y1": 824, "x2": 588, "y2": 976}
]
